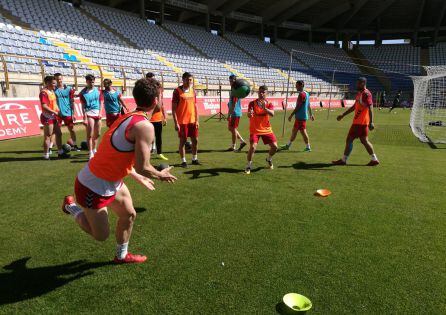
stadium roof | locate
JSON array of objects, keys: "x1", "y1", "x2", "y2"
[{"x1": 88, "y1": 0, "x2": 446, "y2": 45}]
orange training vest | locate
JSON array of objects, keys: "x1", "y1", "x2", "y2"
[
  {"x1": 175, "y1": 87, "x2": 196, "y2": 124},
  {"x1": 89, "y1": 111, "x2": 149, "y2": 181}
]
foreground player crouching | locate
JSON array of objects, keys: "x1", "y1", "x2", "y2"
[
  {"x1": 62, "y1": 78, "x2": 177, "y2": 264},
  {"x1": 332, "y1": 77, "x2": 379, "y2": 166},
  {"x1": 245, "y1": 85, "x2": 278, "y2": 174}
]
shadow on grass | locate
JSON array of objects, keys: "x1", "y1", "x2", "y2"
[
  {"x1": 183, "y1": 167, "x2": 263, "y2": 179},
  {"x1": 0, "y1": 150, "x2": 43, "y2": 154},
  {"x1": 162, "y1": 149, "x2": 228, "y2": 154},
  {"x1": 0, "y1": 156, "x2": 50, "y2": 163},
  {"x1": 0, "y1": 257, "x2": 113, "y2": 305},
  {"x1": 135, "y1": 207, "x2": 147, "y2": 213},
  {"x1": 279, "y1": 162, "x2": 335, "y2": 171},
  {"x1": 276, "y1": 302, "x2": 309, "y2": 314}
]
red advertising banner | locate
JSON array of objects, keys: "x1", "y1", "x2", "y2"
[{"x1": 0, "y1": 96, "x2": 344, "y2": 141}]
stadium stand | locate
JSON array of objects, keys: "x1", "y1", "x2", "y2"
[
  {"x1": 84, "y1": 3, "x2": 230, "y2": 85},
  {"x1": 429, "y1": 42, "x2": 446, "y2": 66},
  {"x1": 359, "y1": 44, "x2": 420, "y2": 92},
  {"x1": 224, "y1": 32, "x2": 334, "y2": 89},
  {"x1": 0, "y1": 0, "x2": 426, "y2": 99}
]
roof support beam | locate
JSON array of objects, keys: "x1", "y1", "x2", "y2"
[
  {"x1": 312, "y1": 1, "x2": 351, "y2": 29},
  {"x1": 433, "y1": 0, "x2": 446, "y2": 44},
  {"x1": 412, "y1": 0, "x2": 426, "y2": 45},
  {"x1": 207, "y1": 0, "x2": 225, "y2": 13},
  {"x1": 220, "y1": 0, "x2": 251, "y2": 16},
  {"x1": 178, "y1": 10, "x2": 201, "y2": 23},
  {"x1": 273, "y1": 0, "x2": 323, "y2": 25},
  {"x1": 336, "y1": 0, "x2": 369, "y2": 30},
  {"x1": 359, "y1": 0, "x2": 397, "y2": 31},
  {"x1": 261, "y1": 0, "x2": 301, "y2": 22}
]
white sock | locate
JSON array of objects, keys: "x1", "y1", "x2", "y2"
[
  {"x1": 306, "y1": 143, "x2": 311, "y2": 149},
  {"x1": 65, "y1": 202, "x2": 83, "y2": 218},
  {"x1": 287, "y1": 141, "x2": 292, "y2": 147},
  {"x1": 152, "y1": 143, "x2": 157, "y2": 151},
  {"x1": 49, "y1": 142, "x2": 53, "y2": 148},
  {"x1": 43, "y1": 153, "x2": 49, "y2": 158},
  {"x1": 246, "y1": 161, "x2": 252, "y2": 168},
  {"x1": 72, "y1": 141, "x2": 76, "y2": 145},
  {"x1": 192, "y1": 154, "x2": 198, "y2": 161},
  {"x1": 58, "y1": 149, "x2": 64, "y2": 154},
  {"x1": 93, "y1": 149, "x2": 97, "y2": 154},
  {"x1": 116, "y1": 242, "x2": 129, "y2": 260},
  {"x1": 232, "y1": 143, "x2": 236, "y2": 149},
  {"x1": 267, "y1": 155, "x2": 273, "y2": 162},
  {"x1": 181, "y1": 157, "x2": 187, "y2": 163},
  {"x1": 342, "y1": 155, "x2": 348, "y2": 162},
  {"x1": 371, "y1": 154, "x2": 378, "y2": 161},
  {"x1": 240, "y1": 139, "x2": 245, "y2": 144},
  {"x1": 89, "y1": 150, "x2": 94, "y2": 156}
]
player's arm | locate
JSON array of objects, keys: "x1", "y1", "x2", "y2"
[
  {"x1": 228, "y1": 97, "x2": 235, "y2": 117},
  {"x1": 133, "y1": 121, "x2": 177, "y2": 182},
  {"x1": 99, "y1": 90, "x2": 104, "y2": 118},
  {"x1": 264, "y1": 103, "x2": 274, "y2": 117},
  {"x1": 171, "y1": 89, "x2": 179, "y2": 131},
  {"x1": 247, "y1": 102, "x2": 254, "y2": 118},
  {"x1": 288, "y1": 95, "x2": 301, "y2": 121},
  {"x1": 41, "y1": 101, "x2": 58, "y2": 115},
  {"x1": 118, "y1": 93, "x2": 128, "y2": 112},
  {"x1": 337, "y1": 105, "x2": 355, "y2": 121},
  {"x1": 79, "y1": 93, "x2": 87, "y2": 123},
  {"x1": 308, "y1": 104, "x2": 314, "y2": 121},
  {"x1": 194, "y1": 92, "x2": 199, "y2": 128},
  {"x1": 369, "y1": 105, "x2": 375, "y2": 130}
]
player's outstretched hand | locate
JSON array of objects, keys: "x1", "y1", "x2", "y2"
[
  {"x1": 310, "y1": 115, "x2": 315, "y2": 121},
  {"x1": 163, "y1": 119, "x2": 167, "y2": 126},
  {"x1": 288, "y1": 116, "x2": 292, "y2": 122},
  {"x1": 174, "y1": 123, "x2": 179, "y2": 131},
  {"x1": 132, "y1": 172, "x2": 156, "y2": 191},
  {"x1": 336, "y1": 115, "x2": 343, "y2": 121},
  {"x1": 369, "y1": 122, "x2": 375, "y2": 131},
  {"x1": 160, "y1": 167, "x2": 177, "y2": 183},
  {"x1": 196, "y1": 121, "x2": 200, "y2": 129}
]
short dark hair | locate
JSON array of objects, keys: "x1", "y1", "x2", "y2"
[
  {"x1": 44, "y1": 75, "x2": 55, "y2": 84},
  {"x1": 296, "y1": 80, "x2": 304, "y2": 86},
  {"x1": 85, "y1": 74, "x2": 95, "y2": 81},
  {"x1": 358, "y1": 77, "x2": 367, "y2": 83},
  {"x1": 103, "y1": 78, "x2": 112, "y2": 85},
  {"x1": 54, "y1": 73, "x2": 62, "y2": 78},
  {"x1": 145, "y1": 72, "x2": 155, "y2": 79},
  {"x1": 182, "y1": 72, "x2": 193, "y2": 80},
  {"x1": 229, "y1": 74, "x2": 236, "y2": 80},
  {"x1": 259, "y1": 85, "x2": 268, "y2": 91},
  {"x1": 133, "y1": 78, "x2": 160, "y2": 108}
]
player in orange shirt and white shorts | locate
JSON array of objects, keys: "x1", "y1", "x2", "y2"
[
  {"x1": 61, "y1": 78, "x2": 177, "y2": 264},
  {"x1": 245, "y1": 85, "x2": 278, "y2": 174},
  {"x1": 332, "y1": 77, "x2": 379, "y2": 166}
]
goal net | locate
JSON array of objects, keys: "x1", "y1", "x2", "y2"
[{"x1": 411, "y1": 66, "x2": 446, "y2": 144}]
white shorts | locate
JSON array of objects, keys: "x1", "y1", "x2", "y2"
[{"x1": 77, "y1": 164, "x2": 123, "y2": 197}]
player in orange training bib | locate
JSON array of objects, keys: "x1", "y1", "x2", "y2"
[
  {"x1": 332, "y1": 77, "x2": 379, "y2": 166},
  {"x1": 61, "y1": 78, "x2": 177, "y2": 264},
  {"x1": 245, "y1": 85, "x2": 278, "y2": 174}
]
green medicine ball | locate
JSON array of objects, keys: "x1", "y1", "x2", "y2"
[{"x1": 231, "y1": 79, "x2": 251, "y2": 98}]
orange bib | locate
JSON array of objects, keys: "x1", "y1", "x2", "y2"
[
  {"x1": 175, "y1": 87, "x2": 196, "y2": 124},
  {"x1": 41, "y1": 89, "x2": 59, "y2": 112},
  {"x1": 89, "y1": 111, "x2": 149, "y2": 181}
]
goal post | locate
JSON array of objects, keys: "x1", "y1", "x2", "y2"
[{"x1": 410, "y1": 66, "x2": 446, "y2": 144}]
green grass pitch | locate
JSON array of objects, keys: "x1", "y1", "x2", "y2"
[{"x1": 0, "y1": 108, "x2": 445, "y2": 314}]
